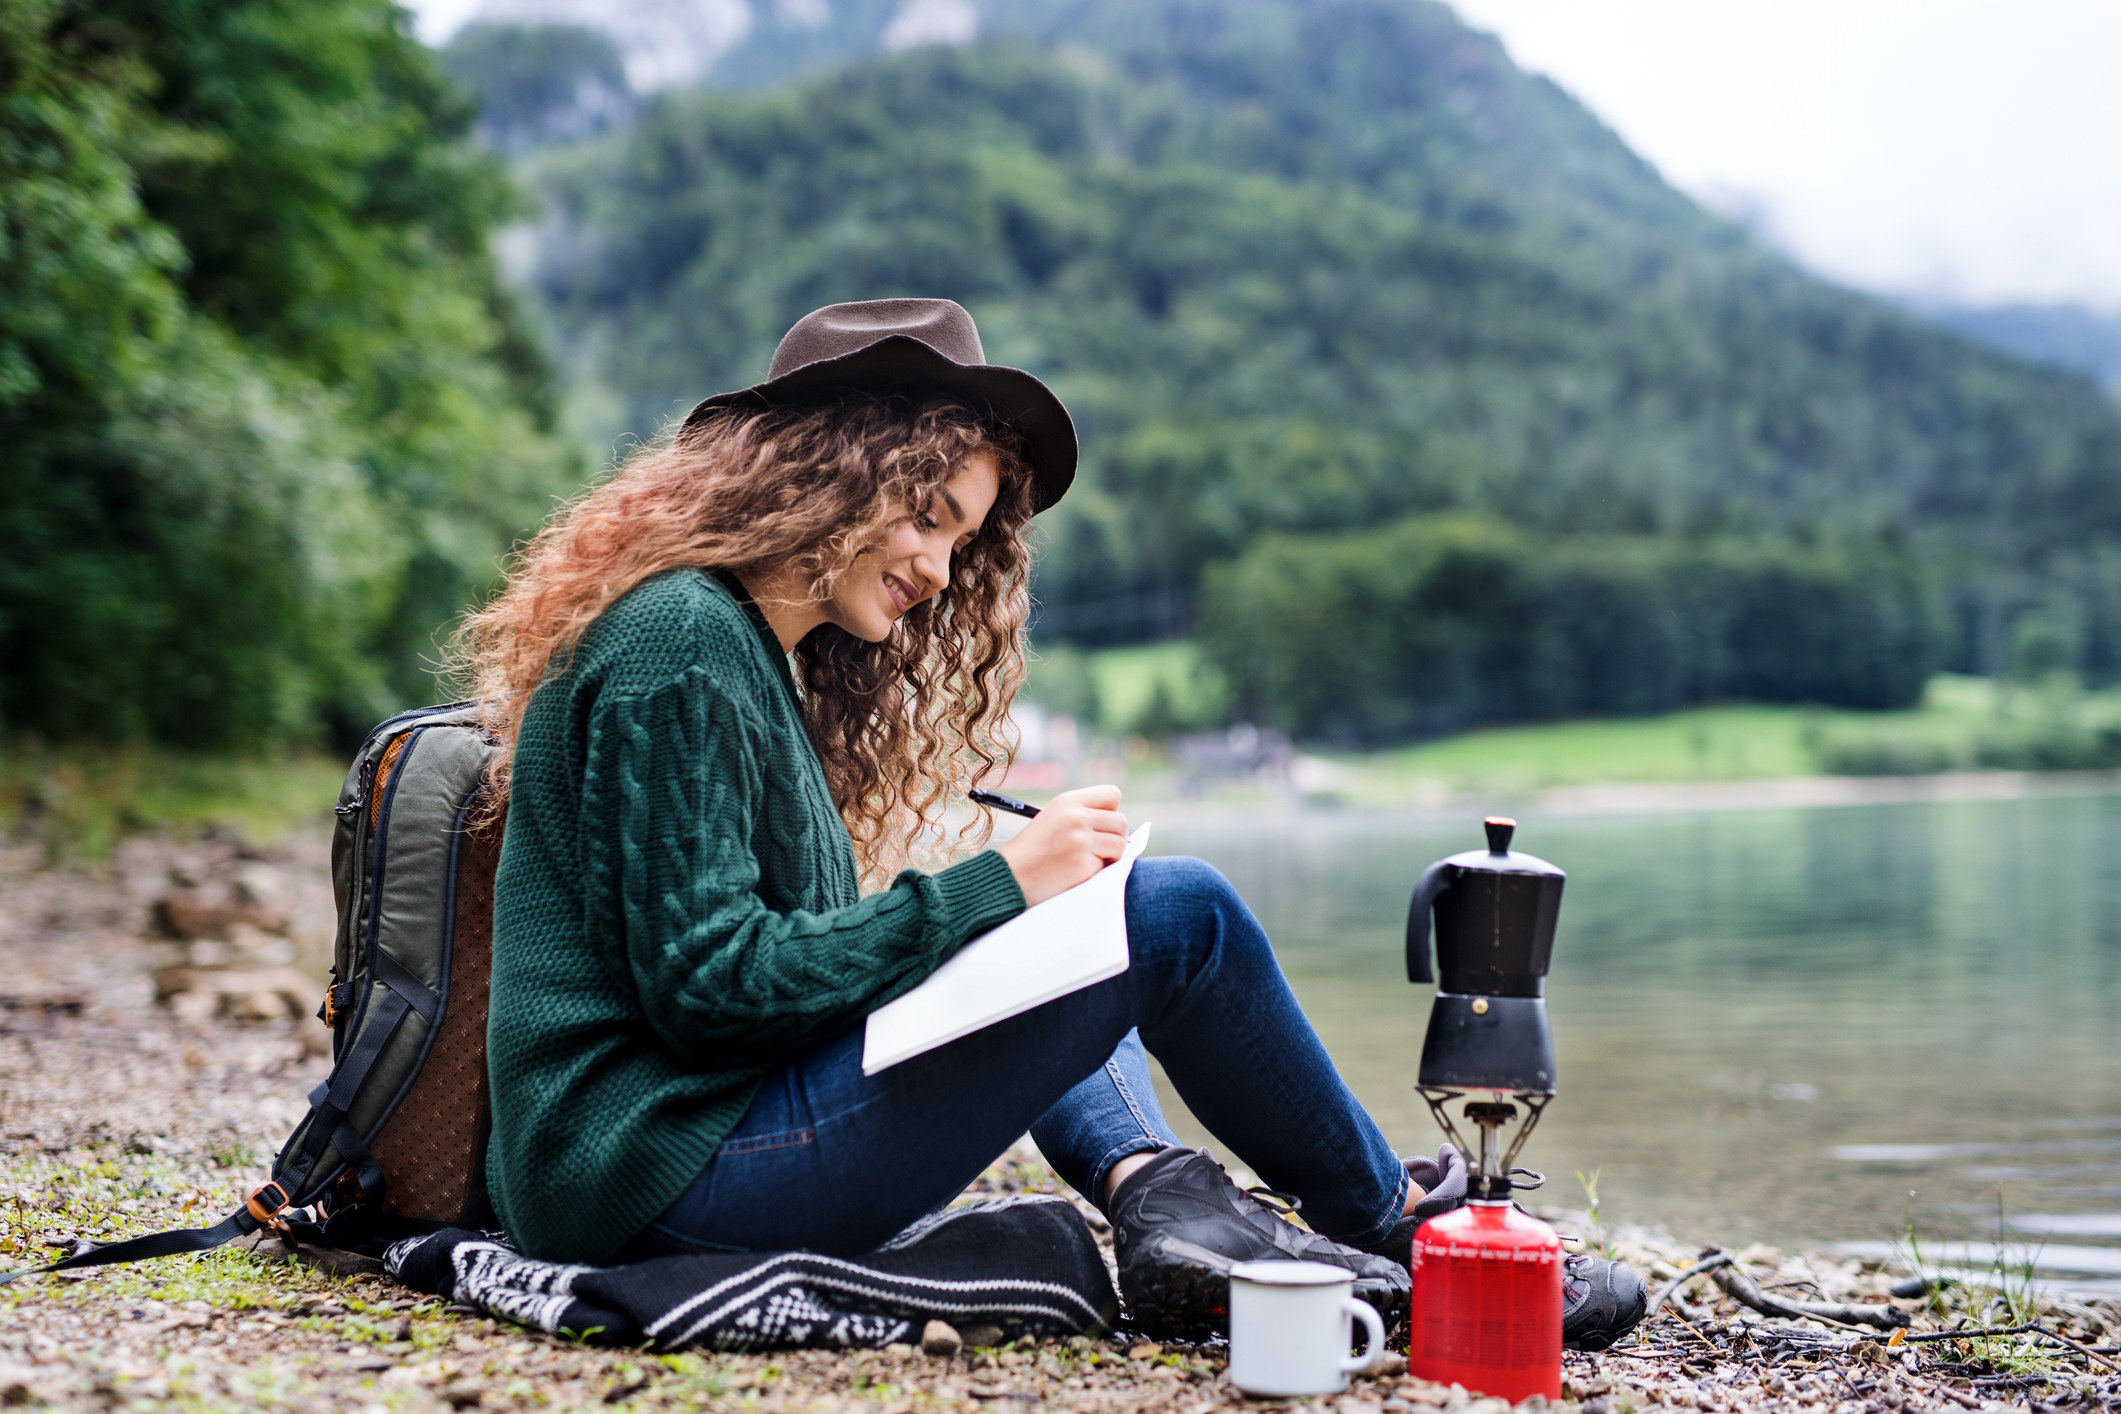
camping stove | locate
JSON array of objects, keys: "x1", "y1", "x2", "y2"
[{"x1": 1404, "y1": 817, "x2": 1567, "y2": 1402}]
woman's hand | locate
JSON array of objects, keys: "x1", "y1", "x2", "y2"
[{"x1": 994, "y1": 785, "x2": 1128, "y2": 907}]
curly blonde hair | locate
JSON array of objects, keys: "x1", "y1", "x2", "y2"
[{"x1": 447, "y1": 398, "x2": 1036, "y2": 884}]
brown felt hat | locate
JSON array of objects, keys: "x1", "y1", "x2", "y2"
[{"x1": 681, "y1": 298, "x2": 1077, "y2": 512}]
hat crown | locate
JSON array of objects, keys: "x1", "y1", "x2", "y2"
[{"x1": 767, "y1": 299, "x2": 986, "y2": 380}]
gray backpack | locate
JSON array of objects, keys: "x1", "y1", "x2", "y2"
[{"x1": 5, "y1": 703, "x2": 504, "y2": 1279}]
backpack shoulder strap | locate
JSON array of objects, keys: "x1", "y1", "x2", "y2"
[{"x1": 0, "y1": 1183, "x2": 293, "y2": 1284}]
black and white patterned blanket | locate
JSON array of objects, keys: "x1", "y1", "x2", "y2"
[{"x1": 382, "y1": 1196, "x2": 1118, "y2": 1351}]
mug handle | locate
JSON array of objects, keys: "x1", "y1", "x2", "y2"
[{"x1": 1338, "y1": 1298, "x2": 1385, "y2": 1374}]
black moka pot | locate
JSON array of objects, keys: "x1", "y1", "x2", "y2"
[{"x1": 1406, "y1": 816, "x2": 1564, "y2": 1095}]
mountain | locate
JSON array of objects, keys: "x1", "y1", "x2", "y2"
[
  {"x1": 480, "y1": 0, "x2": 2121, "y2": 733},
  {"x1": 439, "y1": 22, "x2": 638, "y2": 153},
  {"x1": 458, "y1": 0, "x2": 969, "y2": 91},
  {"x1": 464, "y1": 0, "x2": 747, "y2": 90},
  {"x1": 1916, "y1": 301, "x2": 2121, "y2": 394}
]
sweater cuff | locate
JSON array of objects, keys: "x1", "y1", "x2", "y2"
[{"x1": 934, "y1": 849, "x2": 1027, "y2": 942}]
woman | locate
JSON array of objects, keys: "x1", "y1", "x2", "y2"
[{"x1": 455, "y1": 299, "x2": 1645, "y2": 1344}]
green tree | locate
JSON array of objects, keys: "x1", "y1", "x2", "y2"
[
  {"x1": 1, "y1": 0, "x2": 577, "y2": 745},
  {"x1": 1202, "y1": 518, "x2": 1942, "y2": 742}
]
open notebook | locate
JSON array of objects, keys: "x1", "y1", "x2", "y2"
[{"x1": 862, "y1": 823, "x2": 1152, "y2": 1074}]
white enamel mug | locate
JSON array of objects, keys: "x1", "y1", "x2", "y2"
[{"x1": 1226, "y1": 1259, "x2": 1387, "y2": 1398}]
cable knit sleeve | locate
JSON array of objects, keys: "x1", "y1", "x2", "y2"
[{"x1": 580, "y1": 668, "x2": 1025, "y2": 1066}]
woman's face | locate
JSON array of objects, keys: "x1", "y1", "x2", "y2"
[{"x1": 824, "y1": 449, "x2": 1002, "y2": 642}]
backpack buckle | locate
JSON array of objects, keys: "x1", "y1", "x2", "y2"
[
  {"x1": 318, "y1": 982, "x2": 352, "y2": 1027},
  {"x1": 246, "y1": 1181, "x2": 291, "y2": 1224}
]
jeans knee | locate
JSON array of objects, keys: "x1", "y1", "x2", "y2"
[
  {"x1": 1129, "y1": 853, "x2": 1236, "y2": 909},
  {"x1": 1125, "y1": 855, "x2": 1256, "y2": 966}
]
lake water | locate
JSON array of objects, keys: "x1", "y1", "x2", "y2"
[{"x1": 1143, "y1": 792, "x2": 2121, "y2": 1274}]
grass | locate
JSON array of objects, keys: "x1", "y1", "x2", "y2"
[
  {"x1": 0, "y1": 743, "x2": 344, "y2": 858},
  {"x1": 1576, "y1": 1167, "x2": 1610, "y2": 1258},
  {"x1": 1309, "y1": 676, "x2": 2121, "y2": 802},
  {"x1": 1895, "y1": 1189, "x2": 2065, "y2": 1378},
  {"x1": 1345, "y1": 702, "x2": 1835, "y2": 795},
  {"x1": 1023, "y1": 640, "x2": 1228, "y2": 738},
  {"x1": 1080, "y1": 642, "x2": 1225, "y2": 736}
]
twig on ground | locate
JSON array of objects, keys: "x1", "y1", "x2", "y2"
[
  {"x1": 1873, "y1": 1321, "x2": 2118, "y2": 1373},
  {"x1": 1713, "y1": 1261, "x2": 1911, "y2": 1330},
  {"x1": 1663, "y1": 1307, "x2": 1718, "y2": 1349},
  {"x1": 1887, "y1": 1323, "x2": 2040, "y2": 1344},
  {"x1": 1649, "y1": 1251, "x2": 1734, "y2": 1318},
  {"x1": 2035, "y1": 1323, "x2": 2121, "y2": 1375}
]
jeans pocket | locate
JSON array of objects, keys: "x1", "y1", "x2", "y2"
[
  {"x1": 716, "y1": 1125, "x2": 817, "y2": 1157},
  {"x1": 646, "y1": 1222, "x2": 752, "y2": 1255}
]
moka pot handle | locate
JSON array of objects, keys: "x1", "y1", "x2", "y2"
[{"x1": 1406, "y1": 861, "x2": 1451, "y2": 984}]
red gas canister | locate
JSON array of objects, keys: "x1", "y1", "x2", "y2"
[{"x1": 1408, "y1": 1199, "x2": 1563, "y2": 1402}]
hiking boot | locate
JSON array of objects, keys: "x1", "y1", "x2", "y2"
[
  {"x1": 1562, "y1": 1250, "x2": 1648, "y2": 1350},
  {"x1": 1354, "y1": 1144, "x2": 1470, "y2": 1271},
  {"x1": 1106, "y1": 1147, "x2": 1411, "y2": 1342}
]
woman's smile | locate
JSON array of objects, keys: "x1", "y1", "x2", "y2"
[{"x1": 830, "y1": 450, "x2": 1001, "y2": 642}]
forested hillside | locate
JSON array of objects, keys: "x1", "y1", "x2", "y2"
[
  {"x1": 13, "y1": 0, "x2": 2120, "y2": 752},
  {"x1": 513, "y1": 0, "x2": 2121, "y2": 739},
  {"x1": 1, "y1": 0, "x2": 577, "y2": 747}
]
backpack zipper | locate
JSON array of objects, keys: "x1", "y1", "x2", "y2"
[{"x1": 335, "y1": 758, "x2": 376, "y2": 818}]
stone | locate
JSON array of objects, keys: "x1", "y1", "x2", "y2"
[
  {"x1": 288, "y1": 1244, "x2": 386, "y2": 1278},
  {"x1": 921, "y1": 1321, "x2": 963, "y2": 1358},
  {"x1": 233, "y1": 864, "x2": 285, "y2": 907},
  {"x1": 959, "y1": 1323, "x2": 1004, "y2": 1349},
  {"x1": 154, "y1": 891, "x2": 242, "y2": 942},
  {"x1": 0, "y1": 1365, "x2": 37, "y2": 1408},
  {"x1": 232, "y1": 1229, "x2": 296, "y2": 1264},
  {"x1": 152, "y1": 964, "x2": 314, "y2": 1023},
  {"x1": 1127, "y1": 1342, "x2": 1162, "y2": 1360}
]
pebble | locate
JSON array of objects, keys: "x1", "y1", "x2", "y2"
[
  {"x1": 920, "y1": 1320, "x2": 963, "y2": 1357},
  {"x1": 1127, "y1": 1341, "x2": 1162, "y2": 1360}
]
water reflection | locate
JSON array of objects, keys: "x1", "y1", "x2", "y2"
[{"x1": 1146, "y1": 794, "x2": 2121, "y2": 1254}]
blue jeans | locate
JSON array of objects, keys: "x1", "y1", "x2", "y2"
[{"x1": 616, "y1": 856, "x2": 1409, "y2": 1260}]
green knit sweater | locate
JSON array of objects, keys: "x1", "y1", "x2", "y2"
[{"x1": 486, "y1": 568, "x2": 1027, "y2": 1263}]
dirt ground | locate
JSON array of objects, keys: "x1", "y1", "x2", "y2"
[{"x1": 2, "y1": 828, "x2": 2117, "y2": 1412}]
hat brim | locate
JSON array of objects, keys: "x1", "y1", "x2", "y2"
[{"x1": 681, "y1": 334, "x2": 1077, "y2": 513}]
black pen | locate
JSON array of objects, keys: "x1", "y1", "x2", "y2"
[{"x1": 970, "y1": 788, "x2": 1041, "y2": 819}]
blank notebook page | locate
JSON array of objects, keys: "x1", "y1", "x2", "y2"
[{"x1": 862, "y1": 823, "x2": 1151, "y2": 1074}]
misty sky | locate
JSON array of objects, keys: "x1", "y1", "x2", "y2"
[
  {"x1": 1449, "y1": 0, "x2": 2121, "y2": 311},
  {"x1": 407, "y1": 0, "x2": 2121, "y2": 313}
]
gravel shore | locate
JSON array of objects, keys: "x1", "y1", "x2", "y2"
[{"x1": 3, "y1": 828, "x2": 2116, "y2": 1412}]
